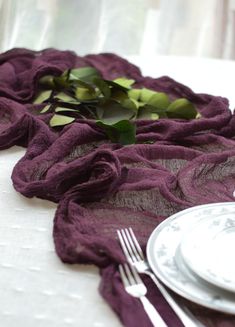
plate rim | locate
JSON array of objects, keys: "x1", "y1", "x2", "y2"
[
  {"x1": 146, "y1": 202, "x2": 235, "y2": 314},
  {"x1": 180, "y1": 213, "x2": 235, "y2": 293}
]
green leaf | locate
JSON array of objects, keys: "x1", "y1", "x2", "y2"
[
  {"x1": 38, "y1": 75, "x2": 55, "y2": 88},
  {"x1": 151, "y1": 113, "x2": 159, "y2": 120},
  {"x1": 112, "y1": 77, "x2": 135, "y2": 89},
  {"x1": 33, "y1": 90, "x2": 52, "y2": 104},
  {"x1": 166, "y1": 98, "x2": 197, "y2": 119},
  {"x1": 53, "y1": 75, "x2": 70, "y2": 89},
  {"x1": 105, "y1": 80, "x2": 130, "y2": 91},
  {"x1": 61, "y1": 69, "x2": 70, "y2": 80},
  {"x1": 96, "y1": 120, "x2": 136, "y2": 145},
  {"x1": 68, "y1": 67, "x2": 101, "y2": 83},
  {"x1": 93, "y1": 77, "x2": 111, "y2": 99},
  {"x1": 121, "y1": 98, "x2": 139, "y2": 112},
  {"x1": 96, "y1": 106, "x2": 104, "y2": 120},
  {"x1": 128, "y1": 89, "x2": 141, "y2": 101},
  {"x1": 147, "y1": 93, "x2": 170, "y2": 110},
  {"x1": 113, "y1": 120, "x2": 136, "y2": 145},
  {"x1": 50, "y1": 114, "x2": 75, "y2": 127},
  {"x1": 75, "y1": 87, "x2": 97, "y2": 100},
  {"x1": 55, "y1": 107, "x2": 78, "y2": 113},
  {"x1": 55, "y1": 92, "x2": 80, "y2": 103},
  {"x1": 111, "y1": 89, "x2": 128, "y2": 102},
  {"x1": 120, "y1": 99, "x2": 140, "y2": 118},
  {"x1": 139, "y1": 88, "x2": 156, "y2": 103},
  {"x1": 137, "y1": 105, "x2": 160, "y2": 120},
  {"x1": 40, "y1": 104, "x2": 51, "y2": 113},
  {"x1": 100, "y1": 101, "x2": 135, "y2": 125},
  {"x1": 72, "y1": 78, "x2": 95, "y2": 90}
]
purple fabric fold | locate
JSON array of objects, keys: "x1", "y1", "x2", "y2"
[{"x1": 0, "y1": 48, "x2": 235, "y2": 327}]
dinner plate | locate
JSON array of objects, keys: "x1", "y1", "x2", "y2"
[
  {"x1": 146, "y1": 202, "x2": 235, "y2": 314},
  {"x1": 180, "y1": 212, "x2": 235, "y2": 293}
]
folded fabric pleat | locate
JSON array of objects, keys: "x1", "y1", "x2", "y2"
[{"x1": 0, "y1": 48, "x2": 235, "y2": 327}]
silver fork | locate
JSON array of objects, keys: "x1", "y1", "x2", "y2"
[
  {"x1": 119, "y1": 263, "x2": 168, "y2": 327},
  {"x1": 117, "y1": 228, "x2": 204, "y2": 327}
]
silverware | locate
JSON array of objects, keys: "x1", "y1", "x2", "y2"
[
  {"x1": 119, "y1": 263, "x2": 168, "y2": 327},
  {"x1": 117, "y1": 228, "x2": 204, "y2": 327}
]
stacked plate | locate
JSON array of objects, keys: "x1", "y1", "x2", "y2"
[{"x1": 147, "y1": 202, "x2": 235, "y2": 314}]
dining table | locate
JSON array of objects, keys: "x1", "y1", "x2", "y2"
[{"x1": 1, "y1": 53, "x2": 235, "y2": 327}]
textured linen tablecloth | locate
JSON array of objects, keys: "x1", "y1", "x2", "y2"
[{"x1": 1, "y1": 54, "x2": 235, "y2": 327}]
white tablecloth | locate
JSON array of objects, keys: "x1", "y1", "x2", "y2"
[{"x1": 1, "y1": 56, "x2": 235, "y2": 327}]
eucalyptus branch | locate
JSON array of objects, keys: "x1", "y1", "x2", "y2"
[{"x1": 34, "y1": 66, "x2": 200, "y2": 145}]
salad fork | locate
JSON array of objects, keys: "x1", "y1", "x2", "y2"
[
  {"x1": 119, "y1": 263, "x2": 168, "y2": 327},
  {"x1": 117, "y1": 228, "x2": 204, "y2": 327}
]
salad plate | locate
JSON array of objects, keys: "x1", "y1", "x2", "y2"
[
  {"x1": 180, "y1": 212, "x2": 235, "y2": 292},
  {"x1": 147, "y1": 202, "x2": 235, "y2": 314}
]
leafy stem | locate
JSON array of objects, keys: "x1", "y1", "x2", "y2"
[{"x1": 34, "y1": 66, "x2": 200, "y2": 145}]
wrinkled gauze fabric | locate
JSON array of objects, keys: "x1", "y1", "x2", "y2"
[{"x1": 0, "y1": 48, "x2": 235, "y2": 327}]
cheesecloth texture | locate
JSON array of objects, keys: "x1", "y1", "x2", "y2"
[{"x1": 1, "y1": 48, "x2": 235, "y2": 327}]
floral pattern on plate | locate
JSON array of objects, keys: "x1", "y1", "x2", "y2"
[
  {"x1": 180, "y1": 211, "x2": 235, "y2": 292},
  {"x1": 147, "y1": 202, "x2": 235, "y2": 314}
]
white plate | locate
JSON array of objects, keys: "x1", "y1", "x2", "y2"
[
  {"x1": 180, "y1": 212, "x2": 235, "y2": 292},
  {"x1": 146, "y1": 202, "x2": 235, "y2": 314}
]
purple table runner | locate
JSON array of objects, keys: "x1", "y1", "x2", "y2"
[{"x1": 1, "y1": 48, "x2": 235, "y2": 326}]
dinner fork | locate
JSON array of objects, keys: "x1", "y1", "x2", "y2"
[
  {"x1": 119, "y1": 263, "x2": 168, "y2": 327},
  {"x1": 117, "y1": 228, "x2": 205, "y2": 327}
]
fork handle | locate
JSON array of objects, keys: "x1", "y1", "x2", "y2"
[
  {"x1": 146, "y1": 271, "x2": 204, "y2": 327},
  {"x1": 140, "y1": 296, "x2": 168, "y2": 327}
]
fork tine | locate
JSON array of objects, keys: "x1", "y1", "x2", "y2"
[
  {"x1": 117, "y1": 229, "x2": 135, "y2": 263},
  {"x1": 121, "y1": 263, "x2": 142, "y2": 286},
  {"x1": 118, "y1": 228, "x2": 143, "y2": 263},
  {"x1": 119, "y1": 229, "x2": 201, "y2": 327},
  {"x1": 128, "y1": 263, "x2": 142, "y2": 284},
  {"x1": 117, "y1": 230, "x2": 132, "y2": 263},
  {"x1": 122, "y1": 229, "x2": 139, "y2": 262},
  {"x1": 119, "y1": 263, "x2": 169, "y2": 327},
  {"x1": 119, "y1": 264, "x2": 129, "y2": 288},
  {"x1": 128, "y1": 227, "x2": 145, "y2": 260},
  {"x1": 123, "y1": 263, "x2": 136, "y2": 285},
  {"x1": 125, "y1": 228, "x2": 144, "y2": 261}
]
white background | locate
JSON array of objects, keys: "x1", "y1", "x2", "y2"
[{"x1": 0, "y1": 0, "x2": 235, "y2": 59}]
